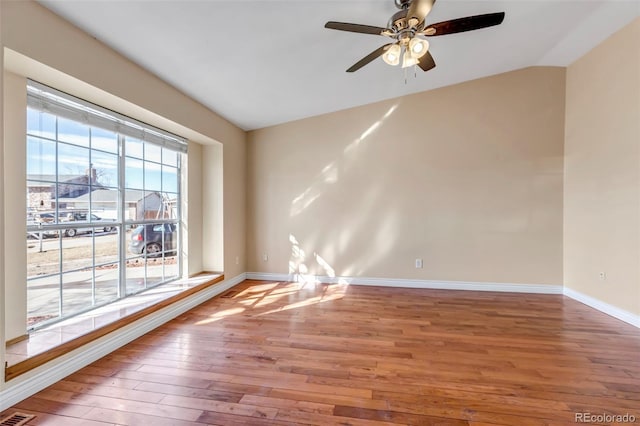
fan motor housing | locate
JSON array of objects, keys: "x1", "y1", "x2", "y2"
[
  {"x1": 388, "y1": 9, "x2": 409, "y2": 32},
  {"x1": 394, "y1": 0, "x2": 412, "y2": 9}
]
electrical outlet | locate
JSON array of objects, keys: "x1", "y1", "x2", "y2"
[
  {"x1": 415, "y1": 258, "x2": 423, "y2": 269},
  {"x1": 262, "y1": 253, "x2": 268, "y2": 262},
  {"x1": 599, "y1": 272, "x2": 606, "y2": 280},
  {"x1": 235, "y1": 256, "x2": 239, "y2": 265}
]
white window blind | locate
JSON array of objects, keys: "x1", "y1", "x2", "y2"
[{"x1": 26, "y1": 80, "x2": 187, "y2": 153}]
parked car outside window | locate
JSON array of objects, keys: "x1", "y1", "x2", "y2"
[
  {"x1": 26, "y1": 212, "x2": 59, "y2": 238},
  {"x1": 63, "y1": 212, "x2": 116, "y2": 237},
  {"x1": 128, "y1": 223, "x2": 177, "y2": 256}
]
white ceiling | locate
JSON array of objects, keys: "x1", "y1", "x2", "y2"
[{"x1": 39, "y1": 0, "x2": 639, "y2": 131}]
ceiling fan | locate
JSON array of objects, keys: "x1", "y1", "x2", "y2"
[{"x1": 324, "y1": 0, "x2": 505, "y2": 73}]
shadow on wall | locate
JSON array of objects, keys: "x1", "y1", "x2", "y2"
[
  {"x1": 286, "y1": 103, "x2": 403, "y2": 279},
  {"x1": 289, "y1": 104, "x2": 399, "y2": 218}
]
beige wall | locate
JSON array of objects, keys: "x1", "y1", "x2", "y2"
[
  {"x1": 185, "y1": 141, "x2": 203, "y2": 276},
  {"x1": 223, "y1": 136, "x2": 247, "y2": 276},
  {"x1": 3, "y1": 71, "x2": 27, "y2": 341},
  {"x1": 0, "y1": 0, "x2": 6, "y2": 388},
  {"x1": 248, "y1": 67, "x2": 566, "y2": 285},
  {"x1": 564, "y1": 18, "x2": 640, "y2": 315},
  {"x1": 202, "y1": 143, "x2": 224, "y2": 272}
]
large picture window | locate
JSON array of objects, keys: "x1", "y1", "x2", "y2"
[{"x1": 26, "y1": 81, "x2": 186, "y2": 329}]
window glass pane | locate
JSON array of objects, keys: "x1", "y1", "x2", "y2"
[
  {"x1": 142, "y1": 191, "x2": 161, "y2": 220},
  {"x1": 58, "y1": 117, "x2": 90, "y2": 147},
  {"x1": 144, "y1": 161, "x2": 162, "y2": 191},
  {"x1": 27, "y1": 230, "x2": 61, "y2": 279},
  {"x1": 127, "y1": 222, "x2": 177, "y2": 256},
  {"x1": 95, "y1": 227, "x2": 119, "y2": 264},
  {"x1": 126, "y1": 254, "x2": 146, "y2": 295},
  {"x1": 61, "y1": 233, "x2": 93, "y2": 271},
  {"x1": 90, "y1": 203, "x2": 118, "y2": 229},
  {"x1": 36, "y1": 212, "x2": 62, "y2": 227},
  {"x1": 125, "y1": 137, "x2": 143, "y2": 159},
  {"x1": 162, "y1": 148, "x2": 178, "y2": 167},
  {"x1": 125, "y1": 157, "x2": 144, "y2": 190},
  {"x1": 146, "y1": 259, "x2": 164, "y2": 288},
  {"x1": 143, "y1": 222, "x2": 175, "y2": 287},
  {"x1": 124, "y1": 189, "x2": 143, "y2": 221},
  {"x1": 162, "y1": 165, "x2": 178, "y2": 193},
  {"x1": 27, "y1": 276, "x2": 61, "y2": 327},
  {"x1": 91, "y1": 127, "x2": 118, "y2": 154},
  {"x1": 27, "y1": 108, "x2": 56, "y2": 139},
  {"x1": 161, "y1": 192, "x2": 178, "y2": 219},
  {"x1": 144, "y1": 143, "x2": 162, "y2": 163},
  {"x1": 62, "y1": 272, "x2": 93, "y2": 316},
  {"x1": 56, "y1": 184, "x2": 89, "y2": 207},
  {"x1": 62, "y1": 210, "x2": 87, "y2": 222},
  {"x1": 27, "y1": 137, "x2": 56, "y2": 177},
  {"x1": 162, "y1": 224, "x2": 178, "y2": 281},
  {"x1": 95, "y1": 262, "x2": 119, "y2": 305},
  {"x1": 92, "y1": 151, "x2": 119, "y2": 188},
  {"x1": 28, "y1": 181, "x2": 56, "y2": 214},
  {"x1": 167, "y1": 223, "x2": 178, "y2": 254},
  {"x1": 58, "y1": 143, "x2": 90, "y2": 179},
  {"x1": 164, "y1": 258, "x2": 179, "y2": 281}
]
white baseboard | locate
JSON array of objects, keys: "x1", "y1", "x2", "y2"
[
  {"x1": 247, "y1": 273, "x2": 639, "y2": 329},
  {"x1": 246, "y1": 272, "x2": 563, "y2": 294},
  {"x1": 563, "y1": 287, "x2": 640, "y2": 328},
  {"x1": 0, "y1": 272, "x2": 246, "y2": 411}
]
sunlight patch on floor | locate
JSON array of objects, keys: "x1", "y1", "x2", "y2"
[
  {"x1": 194, "y1": 306, "x2": 245, "y2": 325},
  {"x1": 253, "y1": 284, "x2": 348, "y2": 317}
]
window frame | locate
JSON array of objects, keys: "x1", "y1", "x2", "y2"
[{"x1": 26, "y1": 81, "x2": 185, "y2": 330}]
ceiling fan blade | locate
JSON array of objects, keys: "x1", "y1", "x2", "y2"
[
  {"x1": 346, "y1": 44, "x2": 392, "y2": 72},
  {"x1": 406, "y1": 0, "x2": 436, "y2": 25},
  {"x1": 325, "y1": 21, "x2": 387, "y2": 36},
  {"x1": 417, "y1": 51, "x2": 436, "y2": 72},
  {"x1": 425, "y1": 12, "x2": 505, "y2": 36}
]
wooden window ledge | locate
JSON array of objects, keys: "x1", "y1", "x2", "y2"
[{"x1": 5, "y1": 273, "x2": 224, "y2": 381}]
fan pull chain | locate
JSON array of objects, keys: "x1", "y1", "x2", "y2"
[{"x1": 403, "y1": 65, "x2": 419, "y2": 84}]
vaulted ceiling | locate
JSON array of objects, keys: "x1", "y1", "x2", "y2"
[{"x1": 40, "y1": 0, "x2": 639, "y2": 130}]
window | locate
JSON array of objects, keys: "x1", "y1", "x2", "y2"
[{"x1": 26, "y1": 81, "x2": 186, "y2": 329}]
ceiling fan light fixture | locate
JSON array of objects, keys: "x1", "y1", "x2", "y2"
[
  {"x1": 402, "y1": 49, "x2": 418, "y2": 68},
  {"x1": 409, "y1": 37, "x2": 428, "y2": 59},
  {"x1": 382, "y1": 44, "x2": 401, "y2": 66}
]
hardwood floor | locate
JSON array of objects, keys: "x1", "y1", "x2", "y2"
[{"x1": 3, "y1": 279, "x2": 639, "y2": 425}]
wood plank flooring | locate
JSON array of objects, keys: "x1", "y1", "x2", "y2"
[{"x1": 3, "y1": 280, "x2": 639, "y2": 425}]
